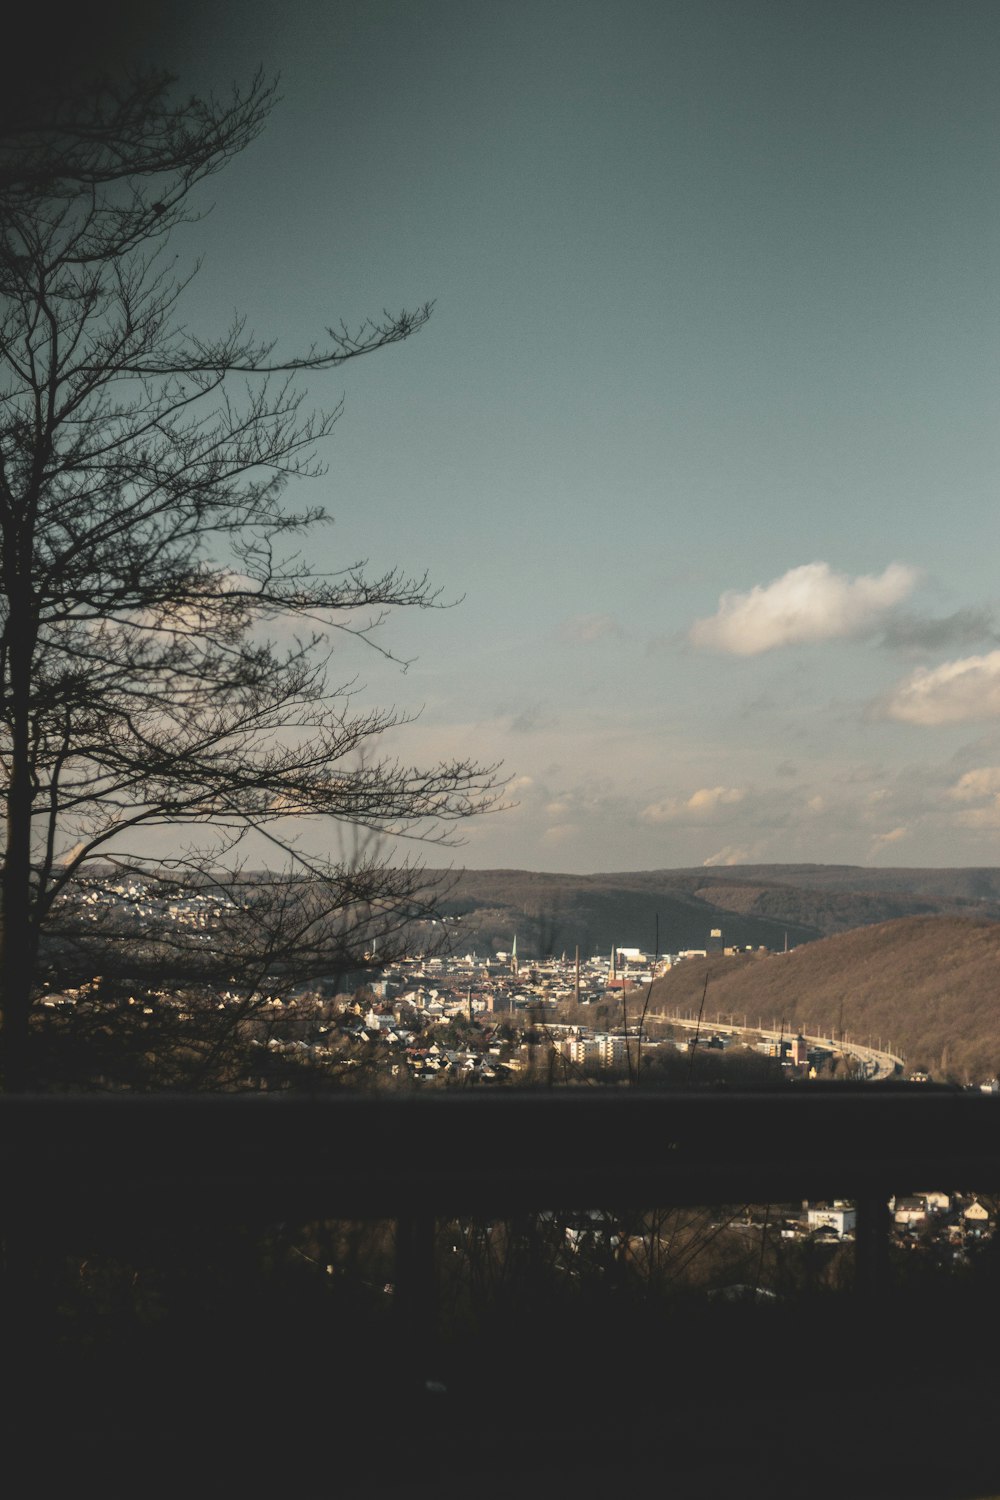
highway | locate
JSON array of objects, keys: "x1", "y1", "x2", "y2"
[{"x1": 654, "y1": 1014, "x2": 905, "y2": 1080}]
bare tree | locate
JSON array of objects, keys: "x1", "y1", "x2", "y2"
[{"x1": 0, "y1": 70, "x2": 501, "y2": 1087}]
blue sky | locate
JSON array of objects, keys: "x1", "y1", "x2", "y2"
[{"x1": 134, "y1": 1, "x2": 1000, "y2": 871}]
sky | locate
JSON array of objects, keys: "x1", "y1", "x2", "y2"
[{"x1": 97, "y1": 1, "x2": 1000, "y2": 872}]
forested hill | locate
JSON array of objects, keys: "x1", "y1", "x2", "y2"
[
  {"x1": 432, "y1": 865, "x2": 1000, "y2": 958},
  {"x1": 643, "y1": 915, "x2": 1000, "y2": 1083}
]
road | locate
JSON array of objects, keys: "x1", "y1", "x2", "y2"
[{"x1": 655, "y1": 1014, "x2": 904, "y2": 1080}]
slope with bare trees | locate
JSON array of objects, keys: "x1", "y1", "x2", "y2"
[{"x1": 643, "y1": 914, "x2": 1000, "y2": 1082}]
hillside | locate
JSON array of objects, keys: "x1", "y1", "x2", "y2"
[
  {"x1": 433, "y1": 869, "x2": 820, "y2": 957},
  {"x1": 433, "y1": 864, "x2": 1000, "y2": 957},
  {"x1": 643, "y1": 915, "x2": 1000, "y2": 1083}
]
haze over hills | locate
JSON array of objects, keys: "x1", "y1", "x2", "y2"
[
  {"x1": 435, "y1": 865, "x2": 1000, "y2": 959},
  {"x1": 642, "y1": 915, "x2": 1000, "y2": 1085}
]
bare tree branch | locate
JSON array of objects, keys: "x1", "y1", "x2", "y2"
[{"x1": 0, "y1": 70, "x2": 503, "y2": 1089}]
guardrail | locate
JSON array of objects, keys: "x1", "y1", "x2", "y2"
[
  {"x1": 3, "y1": 1085, "x2": 998, "y2": 1282},
  {"x1": 5, "y1": 1086, "x2": 1000, "y2": 1487}
]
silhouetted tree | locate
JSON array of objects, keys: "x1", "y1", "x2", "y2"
[{"x1": 0, "y1": 70, "x2": 500, "y2": 1087}]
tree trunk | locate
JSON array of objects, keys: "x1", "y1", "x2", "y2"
[{"x1": 0, "y1": 564, "x2": 38, "y2": 1092}]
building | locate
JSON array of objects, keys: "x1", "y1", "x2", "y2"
[{"x1": 807, "y1": 1205, "x2": 856, "y2": 1239}]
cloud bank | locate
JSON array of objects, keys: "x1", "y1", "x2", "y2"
[
  {"x1": 642, "y1": 786, "x2": 745, "y2": 823},
  {"x1": 885, "y1": 650, "x2": 1000, "y2": 725},
  {"x1": 869, "y1": 825, "x2": 908, "y2": 853},
  {"x1": 947, "y1": 766, "x2": 1000, "y2": 828},
  {"x1": 950, "y1": 767, "x2": 1000, "y2": 801},
  {"x1": 690, "y1": 561, "x2": 918, "y2": 655},
  {"x1": 702, "y1": 845, "x2": 753, "y2": 867}
]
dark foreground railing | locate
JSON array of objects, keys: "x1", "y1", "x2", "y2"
[
  {"x1": 3, "y1": 1084, "x2": 1000, "y2": 1210},
  {"x1": 4, "y1": 1086, "x2": 1000, "y2": 1491},
  {"x1": 4, "y1": 1085, "x2": 1000, "y2": 1278}
]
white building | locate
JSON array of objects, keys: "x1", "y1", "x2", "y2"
[{"x1": 807, "y1": 1205, "x2": 856, "y2": 1239}]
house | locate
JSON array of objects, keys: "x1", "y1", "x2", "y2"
[
  {"x1": 963, "y1": 1199, "x2": 992, "y2": 1227},
  {"x1": 893, "y1": 1196, "x2": 929, "y2": 1229},
  {"x1": 364, "y1": 1007, "x2": 394, "y2": 1031},
  {"x1": 807, "y1": 1205, "x2": 856, "y2": 1240},
  {"x1": 917, "y1": 1190, "x2": 951, "y2": 1214}
]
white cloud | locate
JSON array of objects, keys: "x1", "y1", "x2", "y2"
[
  {"x1": 642, "y1": 786, "x2": 745, "y2": 822},
  {"x1": 690, "y1": 561, "x2": 918, "y2": 655},
  {"x1": 885, "y1": 651, "x2": 1000, "y2": 725},
  {"x1": 542, "y1": 823, "x2": 575, "y2": 844},
  {"x1": 686, "y1": 786, "x2": 746, "y2": 812},
  {"x1": 870, "y1": 826, "x2": 908, "y2": 851},
  {"x1": 947, "y1": 767, "x2": 1000, "y2": 828},
  {"x1": 949, "y1": 767, "x2": 1000, "y2": 801},
  {"x1": 703, "y1": 846, "x2": 752, "y2": 867}
]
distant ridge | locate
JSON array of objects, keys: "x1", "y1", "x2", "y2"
[{"x1": 434, "y1": 864, "x2": 1000, "y2": 958}]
